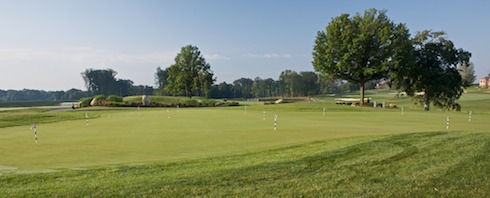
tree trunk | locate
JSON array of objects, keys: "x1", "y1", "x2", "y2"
[
  {"x1": 359, "y1": 82, "x2": 365, "y2": 106},
  {"x1": 423, "y1": 92, "x2": 430, "y2": 111}
]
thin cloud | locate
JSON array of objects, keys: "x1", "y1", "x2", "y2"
[
  {"x1": 243, "y1": 53, "x2": 292, "y2": 59},
  {"x1": 204, "y1": 53, "x2": 231, "y2": 61}
]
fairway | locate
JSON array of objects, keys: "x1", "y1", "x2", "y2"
[{"x1": 1, "y1": 102, "x2": 488, "y2": 172}]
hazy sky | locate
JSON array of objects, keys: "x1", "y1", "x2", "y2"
[{"x1": 1, "y1": 0, "x2": 489, "y2": 91}]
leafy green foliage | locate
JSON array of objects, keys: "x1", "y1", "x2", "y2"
[
  {"x1": 81, "y1": 69, "x2": 119, "y2": 95},
  {"x1": 398, "y1": 30, "x2": 471, "y2": 111},
  {"x1": 79, "y1": 97, "x2": 93, "y2": 107},
  {"x1": 164, "y1": 45, "x2": 215, "y2": 98},
  {"x1": 107, "y1": 95, "x2": 123, "y2": 102},
  {"x1": 313, "y1": 8, "x2": 412, "y2": 105},
  {"x1": 154, "y1": 67, "x2": 168, "y2": 96},
  {"x1": 81, "y1": 69, "x2": 154, "y2": 97}
]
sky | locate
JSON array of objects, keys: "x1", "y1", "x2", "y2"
[{"x1": 1, "y1": 0, "x2": 489, "y2": 91}]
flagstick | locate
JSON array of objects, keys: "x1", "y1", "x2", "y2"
[
  {"x1": 446, "y1": 116, "x2": 450, "y2": 130},
  {"x1": 31, "y1": 124, "x2": 38, "y2": 144},
  {"x1": 85, "y1": 112, "x2": 89, "y2": 126},
  {"x1": 274, "y1": 114, "x2": 277, "y2": 132}
]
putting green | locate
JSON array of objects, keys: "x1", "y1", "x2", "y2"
[{"x1": 0, "y1": 106, "x2": 488, "y2": 172}]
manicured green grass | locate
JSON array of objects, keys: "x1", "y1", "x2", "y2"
[
  {"x1": 0, "y1": 91, "x2": 489, "y2": 196},
  {"x1": 0, "y1": 105, "x2": 487, "y2": 170},
  {"x1": 0, "y1": 108, "x2": 104, "y2": 128},
  {"x1": 1, "y1": 132, "x2": 489, "y2": 197}
]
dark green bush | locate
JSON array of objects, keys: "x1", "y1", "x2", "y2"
[
  {"x1": 94, "y1": 95, "x2": 107, "y2": 100},
  {"x1": 201, "y1": 100, "x2": 216, "y2": 107},
  {"x1": 79, "y1": 97, "x2": 93, "y2": 108},
  {"x1": 107, "y1": 95, "x2": 123, "y2": 102},
  {"x1": 105, "y1": 101, "x2": 126, "y2": 107},
  {"x1": 180, "y1": 99, "x2": 199, "y2": 107}
]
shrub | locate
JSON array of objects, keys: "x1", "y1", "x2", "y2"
[
  {"x1": 94, "y1": 95, "x2": 107, "y2": 100},
  {"x1": 105, "y1": 101, "x2": 126, "y2": 107},
  {"x1": 107, "y1": 95, "x2": 123, "y2": 102},
  {"x1": 79, "y1": 97, "x2": 93, "y2": 108},
  {"x1": 180, "y1": 98, "x2": 199, "y2": 107},
  {"x1": 215, "y1": 101, "x2": 240, "y2": 107},
  {"x1": 201, "y1": 100, "x2": 216, "y2": 107}
]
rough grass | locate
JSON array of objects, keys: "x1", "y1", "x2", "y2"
[{"x1": 1, "y1": 132, "x2": 489, "y2": 197}]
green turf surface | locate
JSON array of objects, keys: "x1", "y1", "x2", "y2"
[
  {"x1": 0, "y1": 103, "x2": 487, "y2": 171},
  {"x1": 0, "y1": 90, "x2": 489, "y2": 196},
  {"x1": 1, "y1": 132, "x2": 489, "y2": 197}
]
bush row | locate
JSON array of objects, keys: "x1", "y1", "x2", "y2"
[
  {"x1": 105, "y1": 100, "x2": 239, "y2": 108},
  {"x1": 79, "y1": 96, "x2": 239, "y2": 108}
]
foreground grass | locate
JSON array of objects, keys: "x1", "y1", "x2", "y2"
[{"x1": 1, "y1": 131, "x2": 489, "y2": 197}]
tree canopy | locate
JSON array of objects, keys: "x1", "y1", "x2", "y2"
[
  {"x1": 164, "y1": 45, "x2": 215, "y2": 98},
  {"x1": 397, "y1": 30, "x2": 471, "y2": 111},
  {"x1": 81, "y1": 68, "x2": 153, "y2": 96},
  {"x1": 312, "y1": 8, "x2": 412, "y2": 105},
  {"x1": 82, "y1": 68, "x2": 118, "y2": 95}
]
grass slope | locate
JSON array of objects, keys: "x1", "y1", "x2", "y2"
[
  {"x1": 0, "y1": 108, "x2": 103, "y2": 128},
  {"x1": 1, "y1": 132, "x2": 489, "y2": 197}
]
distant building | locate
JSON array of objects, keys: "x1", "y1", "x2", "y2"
[{"x1": 480, "y1": 77, "x2": 490, "y2": 88}]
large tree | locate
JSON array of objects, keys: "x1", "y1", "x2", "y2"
[
  {"x1": 165, "y1": 45, "x2": 215, "y2": 98},
  {"x1": 81, "y1": 68, "x2": 118, "y2": 95},
  {"x1": 312, "y1": 8, "x2": 412, "y2": 105},
  {"x1": 398, "y1": 30, "x2": 470, "y2": 111}
]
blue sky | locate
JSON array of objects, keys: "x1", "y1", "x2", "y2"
[{"x1": 1, "y1": 0, "x2": 489, "y2": 90}]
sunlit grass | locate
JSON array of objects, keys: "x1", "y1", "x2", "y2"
[{"x1": 0, "y1": 90, "x2": 489, "y2": 196}]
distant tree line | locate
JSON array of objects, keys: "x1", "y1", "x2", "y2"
[
  {"x1": 81, "y1": 68, "x2": 154, "y2": 97},
  {"x1": 0, "y1": 88, "x2": 89, "y2": 102},
  {"x1": 156, "y1": 68, "x2": 376, "y2": 99},
  {"x1": 152, "y1": 45, "x2": 373, "y2": 99}
]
